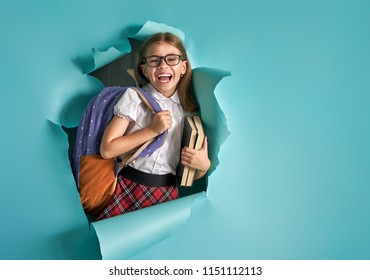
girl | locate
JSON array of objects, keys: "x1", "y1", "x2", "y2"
[{"x1": 96, "y1": 32, "x2": 211, "y2": 220}]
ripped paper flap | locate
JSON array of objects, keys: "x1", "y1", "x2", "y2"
[{"x1": 91, "y1": 192, "x2": 205, "y2": 259}]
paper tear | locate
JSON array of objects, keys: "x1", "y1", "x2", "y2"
[
  {"x1": 192, "y1": 67, "x2": 232, "y2": 174},
  {"x1": 91, "y1": 192, "x2": 205, "y2": 259},
  {"x1": 91, "y1": 47, "x2": 128, "y2": 74},
  {"x1": 59, "y1": 20, "x2": 231, "y2": 260},
  {"x1": 88, "y1": 38, "x2": 142, "y2": 87},
  {"x1": 132, "y1": 21, "x2": 185, "y2": 42}
]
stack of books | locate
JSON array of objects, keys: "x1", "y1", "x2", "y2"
[{"x1": 178, "y1": 115, "x2": 205, "y2": 187}]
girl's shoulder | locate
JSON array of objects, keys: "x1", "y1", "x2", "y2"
[{"x1": 114, "y1": 87, "x2": 150, "y2": 121}]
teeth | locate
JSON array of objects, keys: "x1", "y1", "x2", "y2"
[{"x1": 158, "y1": 74, "x2": 171, "y2": 78}]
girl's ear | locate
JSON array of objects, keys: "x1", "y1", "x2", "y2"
[
  {"x1": 181, "y1": 60, "x2": 187, "y2": 75},
  {"x1": 141, "y1": 64, "x2": 148, "y2": 78}
]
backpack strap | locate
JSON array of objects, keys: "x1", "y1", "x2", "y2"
[
  {"x1": 119, "y1": 87, "x2": 168, "y2": 167},
  {"x1": 131, "y1": 87, "x2": 161, "y2": 113}
]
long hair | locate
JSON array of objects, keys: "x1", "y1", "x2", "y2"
[{"x1": 136, "y1": 32, "x2": 197, "y2": 112}]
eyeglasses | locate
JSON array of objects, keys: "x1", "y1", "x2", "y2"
[{"x1": 142, "y1": 54, "x2": 185, "y2": 67}]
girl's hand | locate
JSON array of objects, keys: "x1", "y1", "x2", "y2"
[
  {"x1": 150, "y1": 110, "x2": 172, "y2": 135},
  {"x1": 181, "y1": 137, "x2": 211, "y2": 179}
]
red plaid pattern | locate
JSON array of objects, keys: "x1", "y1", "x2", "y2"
[{"x1": 97, "y1": 175, "x2": 178, "y2": 220}]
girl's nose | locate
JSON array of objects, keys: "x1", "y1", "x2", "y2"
[{"x1": 158, "y1": 58, "x2": 168, "y2": 68}]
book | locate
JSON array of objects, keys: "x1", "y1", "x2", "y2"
[
  {"x1": 178, "y1": 115, "x2": 205, "y2": 187},
  {"x1": 179, "y1": 116, "x2": 197, "y2": 186},
  {"x1": 185, "y1": 116, "x2": 205, "y2": 186}
]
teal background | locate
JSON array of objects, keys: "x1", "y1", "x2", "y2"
[{"x1": 1, "y1": 0, "x2": 370, "y2": 259}]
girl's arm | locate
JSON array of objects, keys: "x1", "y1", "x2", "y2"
[
  {"x1": 100, "y1": 110, "x2": 173, "y2": 159},
  {"x1": 181, "y1": 137, "x2": 211, "y2": 180}
]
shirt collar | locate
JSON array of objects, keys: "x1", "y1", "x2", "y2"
[{"x1": 144, "y1": 83, "x2": 181, "y2": 105}]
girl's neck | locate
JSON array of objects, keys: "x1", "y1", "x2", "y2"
[{"x1": 147, "y1": 83, "x2": 177, "y2": 98}]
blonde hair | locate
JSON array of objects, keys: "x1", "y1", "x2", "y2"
[{"x1": 136, "y1": 32, "x2": 197, "y2": 112}]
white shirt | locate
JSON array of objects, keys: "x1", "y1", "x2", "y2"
[{"x1": 113, "y1": 84, "x2": 186, "y2": 175}]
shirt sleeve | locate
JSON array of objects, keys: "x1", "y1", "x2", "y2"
[{"x1": 113, "y1": 88, "x2": 142, "y2": 122}]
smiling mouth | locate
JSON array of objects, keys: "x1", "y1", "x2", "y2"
[{"x1": 157, "y1": 73, "x2": 172, "y2": 82}]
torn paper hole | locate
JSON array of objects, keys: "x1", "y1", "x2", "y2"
[{"x1": 60, "y1": 21, "x2": 230, "y2": 259}]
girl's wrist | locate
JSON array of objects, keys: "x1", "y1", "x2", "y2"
[
  {"x1": 146, "y1": 125, "x2": 162, "y2": 139},
  {"x1": 199, "y1": 159, "x2": 211, "y2": 172}
]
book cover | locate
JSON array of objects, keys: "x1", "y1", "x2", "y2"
[{"x1": 185, "y1": 115, "x2": 205, "y2": 186}]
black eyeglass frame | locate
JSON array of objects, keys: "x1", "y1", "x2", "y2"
[{"x1": 142, "y1": 54, "x2": 186, "y2": 67}]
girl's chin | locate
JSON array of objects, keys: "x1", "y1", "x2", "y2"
[{"x1": 152, "y1": 83, "x2": 176, "y2": 96}]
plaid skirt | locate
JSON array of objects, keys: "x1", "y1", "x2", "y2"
[{"x1": 97, "y1": 174, "x2": 178, "y2": 220}]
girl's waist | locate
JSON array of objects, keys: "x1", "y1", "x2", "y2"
[{"x1": 119, "y1": 165, "x2": 176, "y2": 187}]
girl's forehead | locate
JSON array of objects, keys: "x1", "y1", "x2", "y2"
[{"x1": 145, "y1": 42, "x2": 181, "y2": 55}]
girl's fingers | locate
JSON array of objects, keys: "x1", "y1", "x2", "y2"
[
  {"x1": 181, "y1": 137, "x2": 210, "y2": 171},
  {"x1": 201, "y1": 137, "x2": 208, "y2": 151},
  {"x1": 151, "y1": 111, "x2": 173, "y2": 133}
]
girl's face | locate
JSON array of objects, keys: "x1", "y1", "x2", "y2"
[{"x1": 141, "y1": 42, "x2": 187, "y2": 98}]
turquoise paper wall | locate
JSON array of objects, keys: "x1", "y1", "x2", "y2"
[{"x1": 1, "y1": 0, "x2": 370, "y2": 259}]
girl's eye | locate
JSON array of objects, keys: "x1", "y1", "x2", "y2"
[
  {"x1": 148, "y1": 57, "x2": 160, "y2": 64},
  {"x1": 166, "y1": 56, "x2": 177, "y2": 63}
]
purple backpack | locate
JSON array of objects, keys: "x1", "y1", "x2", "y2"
[{"x1": 71, "y1": 86, "x2": 166, "y2": 215}]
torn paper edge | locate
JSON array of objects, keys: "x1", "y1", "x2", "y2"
[
  {"x1": 48, "y1": 20, "x2": 231, "y2": 260},
  {"x1": 91, "y1": 192, "x2": 206, "y2": 260}
]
